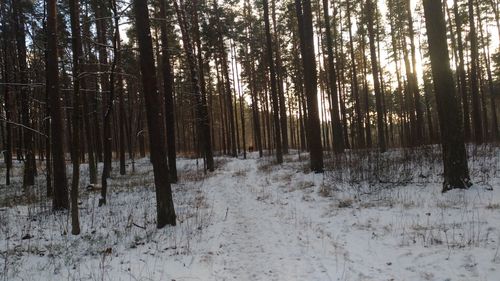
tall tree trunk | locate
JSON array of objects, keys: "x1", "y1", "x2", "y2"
[
  {"x1": 468, "y1": 0, "x2": 484, "y2": 144},
  {"x1": 92, "y1": 0, "x2": 111, "y2": 173},
  {"x1": 476, "y1": 0, "x2": 500, "y2": 140},
  {"x1": 366, "y1": 0, "x2": 386, "y2": 152},
  {"x1": 111, "y1": 1, "x2": 126, "y2": 177},
  {"x1": 134, "y1": 0, "x2": 176, "y2": 228},
  {"x1": 360, "y1": 33, "x2": 373, "y2": 148},
  {"x1": 69, "y1": 0, "x2": 82, "y2": 234},
  {"x1": 296, "y1": 0, "x2": 323, "y2": 172},
  {"x1": 13, "y1": 1, "x2": 36, "y2": 187},
  {"x1": 264, "y1": 0, "x2": 283, "y2": 164},
  {"x1": 231, "y1": 41, "x2": 247, "y2": 159},
  {"x1": 82, "y1": 5, "x2": 98, "y2": 184},
  {"x1": 423, "y1": 0, "x2": 471, "y2": 192},
  {"x1": 347, "y1": 1, "x2": 365, "y2": 148},
  {"x1": 175, "y1": 0, "x2": 214, "y2": 171},
  {"x1": 407, "y1": 0, "x2": 424, "y2": 144},
  {"x1": 230, "y1": 47, "x2": 241, "y2": 155},
  {"x1": 193, "y1": 0, "x2": 214, "y2": 170},
  {"x1": 453, "y1": 0, "x2": 471, "y2": 142},
  {"x1": 99, "y1": 0, "x2": 117, "y2": 206},
  {"x1": 159, "y1": 0, "x2": 178, "y2": 182},
  {"x1": 89, "y1": 1, "x2": 104, "y2": 163},
  {"x1": 322, "y1": 0, "x2": 344, "y2": 153},
  {"x1": 47, "y1": 0, "x2": 69, "y2": 210},
  {"x1": 271, "y1": 0, "x2": 289, "y2": 154},
  {"x1": 490, "y1": 0, "x2": 500, "y2": 40},
  {"x1": 245, "y1": 0, "x2": 263, "y2": 157},
  {"x1": 1, "y1": 3, "x2": 12, "y2": 186}
]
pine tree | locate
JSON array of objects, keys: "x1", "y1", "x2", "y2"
[
  {"x1": 134, "y1": 0, "x2": 176, "y2": 228},
  {"x1": 264, "y1": 0, "x2": 283, "y2": 164},
  {"x1": 423, "y1": 0, "x2": 472, "y2": 192},
  {"x1": 47, "y1": 0, "x2": 69, "y2": 210},
  {"x1": 296, "y1": 0, "x2": 323, "y2": 172}
]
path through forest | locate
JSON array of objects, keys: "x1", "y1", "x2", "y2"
[
  {"x1": 203, "y1": 157, "x2": 342, "y2": 281},
  {"x1": 185, "y1": 152, "x2": 500, "y2": 281},
  {"x1": 1, "y1": 151, "x2": 499, "y2": 281}
]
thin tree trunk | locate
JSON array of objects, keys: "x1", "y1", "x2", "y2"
[
  {"x1": 476, "y1": 0, "x2": 499, "y2": 140},
  {"x1": 159, "y1": 0, "x2": 178, "y2": 182},
  {"x1": 245, "y1": 0, "x2": 263, "y2": 157},
  {"x1": 69, "y1": 0, "x2": 82, "y2": 234},
  {"x1": 322, "y1": 0, "x2": 344, "y2": 153},
  {"x1": 112, "y1": 1, "x2": 126, "y2": 177},
  {"x1": 175, "y1": 0, "x2": 214, "y2": 171},
  {"x1": 407, "y1": 0, "x2": 424, "y2": 144},
  {"x1": 99, "y1": 0, "x2": 117, "y2": 206},
  {"x1": 454, "y1": 0, "x2": 472, "y2": 141},
  {"x1": 231, "y1": 41, "x2": 247, "y2": 159},
  {"x1": 271, "y1": 0, "x2": 289, "y2": 154},
  {"x1": 468, "y1": 0, "x2": 484, "y2": 144},
  {"x1": 264, "y1": 0, "x2": 283, "y2": 164},
  {"x1": 366, "y1": 0, "x2": 386, "y2": 152},
  {"x1": 347, "y1": 1, "x2": 364, "y2": 148}
]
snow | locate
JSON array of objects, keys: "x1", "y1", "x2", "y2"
[{"x1": 0, "y1": 146, "x2": 499, "y2": 280}]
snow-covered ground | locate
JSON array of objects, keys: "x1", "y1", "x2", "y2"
[{"x1": 0, "y1": 146, "x2": 499, "y2": 280}]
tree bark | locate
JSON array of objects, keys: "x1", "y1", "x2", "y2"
[
  {"x1": 423, "y1": 0, "x2": 471, "y2": 192},
  {"x1": 264, "y1": 0, "x2": 283, "y2": 164},
  {"x1": 69, "y1": 0, "x2": 82, "y2": 234},
  {"x1": 47, "y1": 0, "x2": 69, "y2": 210},
  {"x1": 296, "y1": 0, "x2": 323, "y2": 172},
  {"x1": 346, "y1": 1, "x2": 365, "y2": 148},
  {"x1": 134, "y1": 0, "x2": 176, "y2": 228},
  {"x1": 366, "y1": 0, "x2": 386, "y2": 152},
  {"x1": 453, "y1": 0, "x2": 472, "y2": 142},
  {"x1": 175, "y1": 0, "x2": 214, "y2": 171},
  {"x1": 468, "y1": 0, "x2": 484, "y2": 144},
  {"x1": 322, "y1": 0, "x2": 344, "y2": 153},
  {"x1": 13, "y1": 1, "x2": 36, "y2": 187},
  {"x1": 159, "y1": 0, "x2": 178, "y2": 182}
]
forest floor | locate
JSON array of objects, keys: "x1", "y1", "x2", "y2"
[{"x1": 0, "y1": 146, "x2": 499, "y2": 281}]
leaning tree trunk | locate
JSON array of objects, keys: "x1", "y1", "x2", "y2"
[
  {"x1": 422, "y1": 0, "x2": 471, "y2": 192},
  {"x1": 133, "y1": 0, "x2": 176, "y2": 228}
]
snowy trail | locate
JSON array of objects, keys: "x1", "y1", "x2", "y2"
[
  {"x1": 3, "y1": 150, "x2": 499, "y2": 281},
  {"x1": 203, "y1": 158, "x2": 340, "y2": 281}
]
